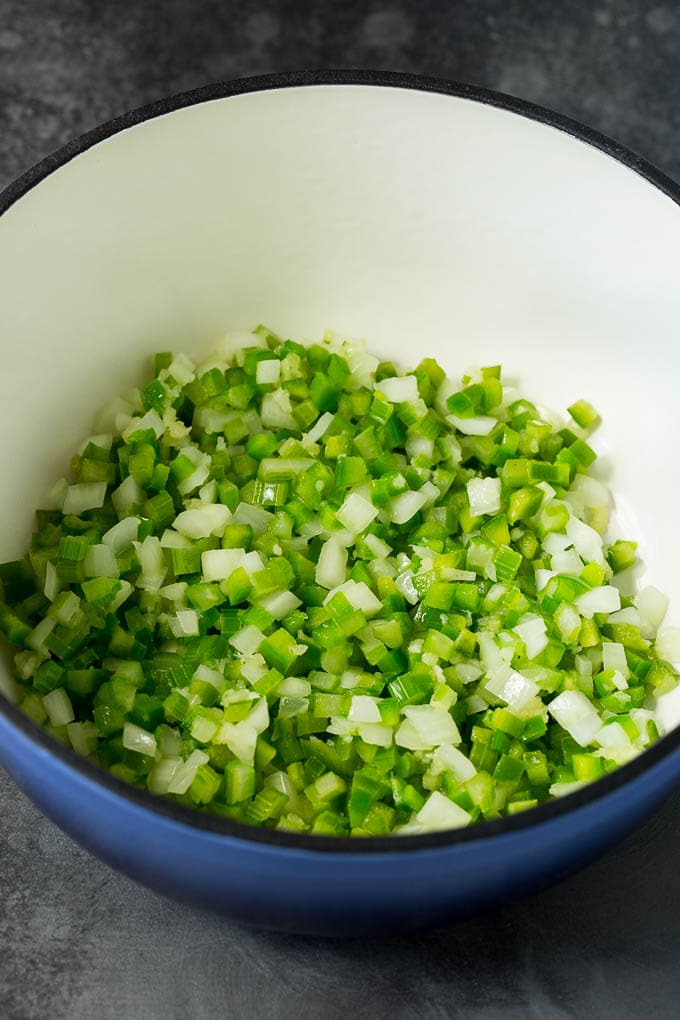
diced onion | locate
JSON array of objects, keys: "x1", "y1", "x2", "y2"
[
  {"x1": 315, "y1": 538, "x2": 348, "y2": 589},
  {"x1": 484, "y1": 669, "x2": 540, "y2": 711},
  {"x1": 548, "y1": 690, "x2": 601, "y2": 747},
  {"x1": 42, "y1": 688, "x2": 75, "y2": 727},
  {"x1": 376, "y1": 375, "x2": 419, "y2": 403},
  {"x1": 467, "y1": 477, "x2": 502, "y2": 517},
  {"x1": 576, "y1": 586, "x2": 621, "y2": 619},
  {"x1": 255, "y1": 359, "x2": 281, "y2": 385},
  {"x1": 336, "y1": 492, "x2": 379, "y2": 532},
  {"x1": 656, "y1": 627, "x2": 680, "y2": 663},
  {"x1": 636, "y1": 585, "x2": 669, "y2": 638},
  {"x1": 122, "y1": 721, "x2": 157, "y2": 757},
  {"x1": 390, "y1": 490, "x2": 428, "y2": 525},
  {"x1": 414, "y1": 791, "x2": 471, "y2": 832}
]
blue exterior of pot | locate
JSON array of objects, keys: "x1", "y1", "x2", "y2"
[{"x1": 2, "y1": 701, "x2": 680, "y2": 936}]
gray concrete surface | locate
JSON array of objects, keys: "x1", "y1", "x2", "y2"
[{"x1": 2, "y1": 2, "x2": 680, "y2": 1017}]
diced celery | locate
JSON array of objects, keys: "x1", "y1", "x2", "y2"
[{"x1": 0, "y1": 330, "x2": 671, "y2": 837}]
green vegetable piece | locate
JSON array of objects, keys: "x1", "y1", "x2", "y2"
[
  {"x1": 607, "y1": 540, "x2": 637, "y2": 574},
  {"x1": 221, "y1": 761, "x2": 254, "y2": 804},
  {"x1": 260, "y1": 628, "x2": 300, "y2": 673},
  {"x1": 567, "y1": 399, "x2": 601, "y2": 431}
]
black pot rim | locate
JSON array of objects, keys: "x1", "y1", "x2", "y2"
[{"x1": 2, "y1": 69, "x2": 680, "y2": 855}]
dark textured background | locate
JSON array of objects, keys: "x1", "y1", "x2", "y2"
[{"x1": 2, "y1": 2, "x2": 680, "y2": 1018}]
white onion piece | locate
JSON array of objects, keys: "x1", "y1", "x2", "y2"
[
  {"x1": 467, "y1": 477, "x2": 502, "y2": 517},
  {"x1": 656, "y1": 628, "x2": 680, "y2": 663},
  {"x1": 576, "y1": 586, "x2": 621, "y2": 619},
  {"x1": 548, "y1": 690, "x2": 601, "y2": 747}
]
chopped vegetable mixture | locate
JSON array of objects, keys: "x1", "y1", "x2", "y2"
[{"x1": 0, "y1": 326, "x2": 677, "y2": 836}]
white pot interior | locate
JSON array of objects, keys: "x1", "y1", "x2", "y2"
[{"x1": 1, "y1": 83, "x2": 679, "y2": 723}]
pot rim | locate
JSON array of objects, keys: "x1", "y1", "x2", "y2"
[{"x1": 2, "y1": 69, "x2": 679, "y2": 854}]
